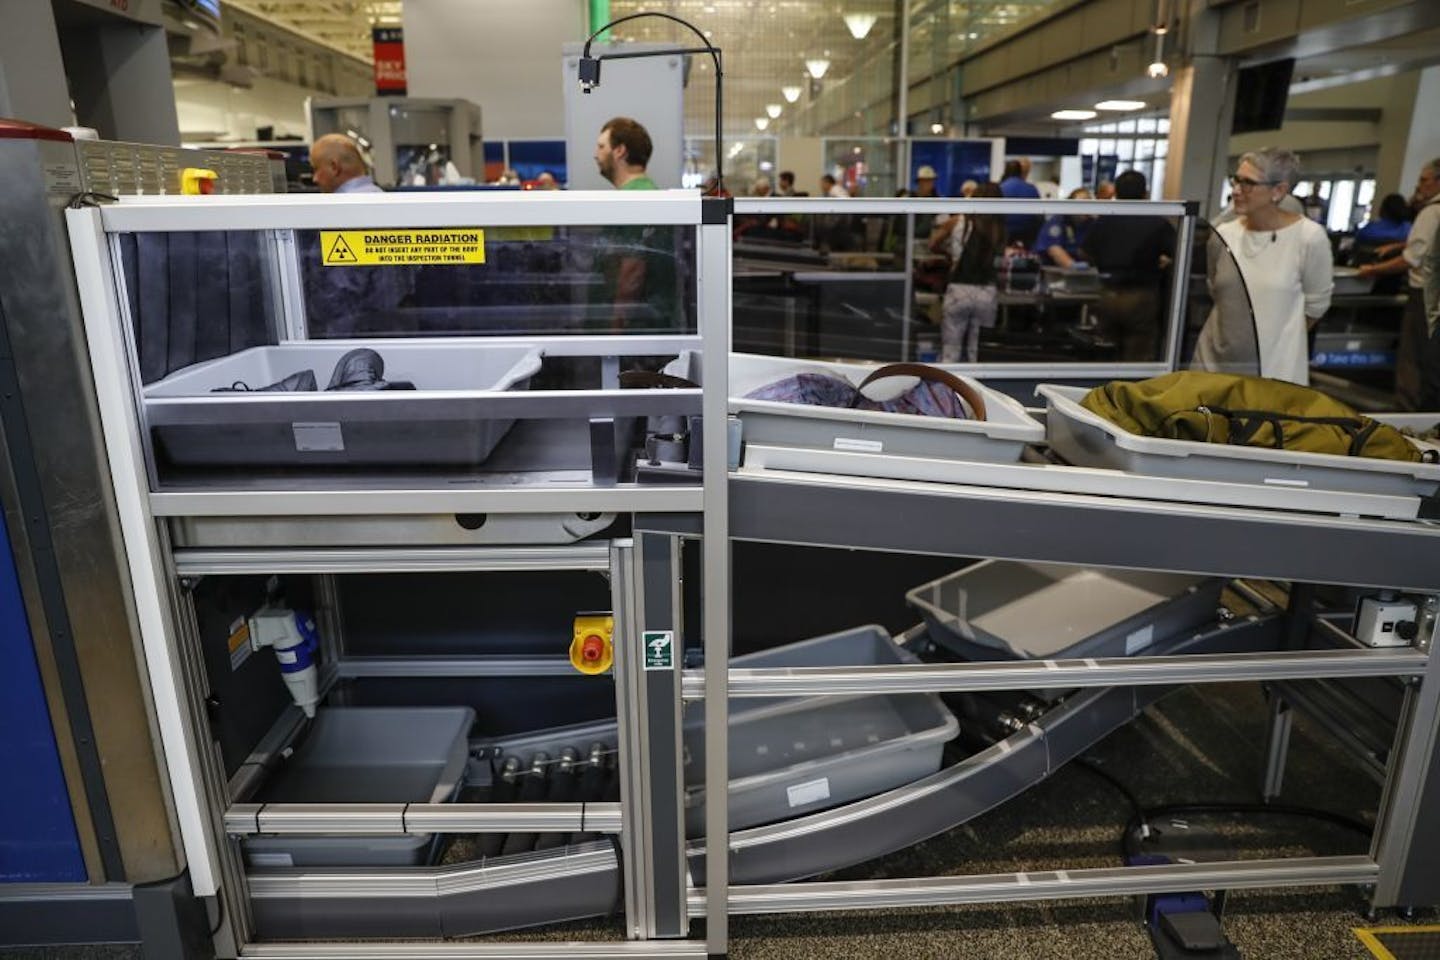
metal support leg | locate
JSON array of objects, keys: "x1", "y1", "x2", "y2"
[
  {"x1": 1371, "y1": 598, "x2": 1440, "y2": 907},
  {"x1": 134, "y1": 871, "x2": 214, "y2": 960},
  {"x1": 1260, "y1": 688, "x2": 1293, "y2": 802},
  {"x1": 698, "y1": 215, "x2": 732, "y2": 957},
  {"x1": 612, "y1": 537, "x2": 688, "y2": 939}
]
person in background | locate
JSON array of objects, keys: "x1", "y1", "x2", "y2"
[
  {"x1": 310, "y1": 134, "x2": 382, "y2": 193},
  {"x1": 910, "y1": 165, "x2": 943, "y2": 238},
  {"x1": 1426, "y1": 218, "x2": 1440, "y2": 339},
  {"x1": 821, "y1": 173, "x2": 849, "y2": 198},
  {"x1": 914, "y1": 166, "x2": 939, "y2": 198},
  {"x1": 999, "y1": 158, "x2": 1040, "y2": 247},
  {"x1": 1195, "y1": 149, "x2": 1333, "y2": 385},
  {"x1": 593, "y1": 117, "x2": 675, "y2": 330},
  {"x1": 1081, "y1": 170, "x2": 1176, "y2": 362},
  {"x1": 750, "y1": 176, "x2": 773, "y2": 197},
  {"x1": 930, "y1": 181, "x2": 1004, "y2": 362},
  {"x1": 959, "y1": 179, "x2": 978, "y2": 198},
  {"x1": 594, "y1": 116, "x2": 656, "y2": 191},
  {"x1": 776, "y1": 170, "x2": 796, "y2": 196},
  {"x1": 1038, "y1": 187, "x2": 1094, "y2": 268},
  {"x1": 1095, "y1": 180, "x2": 1116, "y2": 201},
  {"x1": 1358, "y1": 157, "x2": 1440, "y2": 408},
  {"x1": 1355, "y1": 193, "x2": 1411, "y2": 246},
  {"x1": 534, "y1": 171, "x2": 560, "y2": 190}
]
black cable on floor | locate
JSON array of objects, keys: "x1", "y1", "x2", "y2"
[
  {"x1": 208, "y1": 892, "x2": 227, "y2": 938},
  {"x1": 1122, "y1": 803, "x2": 1373, "y2": 861},
  {"x1": 1074, "y1": 757, "x2": 1145, "y2": 820},
  {"x1": 1072, "y1": 757, "x2": 1147, "y2": 858}
]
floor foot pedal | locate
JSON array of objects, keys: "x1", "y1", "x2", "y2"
[{"x1": 1154, "y1": 910, "x2": 1240, "y2": 958}]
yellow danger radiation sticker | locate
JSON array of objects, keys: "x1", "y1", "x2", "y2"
[{"x1": 320, "y1": 229, "x2": 486, "y2": 266}]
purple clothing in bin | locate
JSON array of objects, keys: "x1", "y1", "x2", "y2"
[{"x1": 745, "y1": 372, "x2": 975, "y2": 419}]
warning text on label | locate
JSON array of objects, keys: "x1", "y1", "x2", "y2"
[{"x1": 320, "y1": 229, "x2": 486, "y2": 266}]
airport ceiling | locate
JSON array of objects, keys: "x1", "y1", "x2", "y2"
[
  {"x1": 225, "y1": 1, "x2": 401, "y2": 61},
  {"x1": 224, "y1": 1, "x2": 1061, "y2": 134}
]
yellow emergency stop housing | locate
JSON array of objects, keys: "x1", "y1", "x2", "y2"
[
  {"x1": 570, "y1": 614, "x2": 614, "y2": 675},
  {"x1": 181, "y1": 167, "x2": 218, "y2": 195}
]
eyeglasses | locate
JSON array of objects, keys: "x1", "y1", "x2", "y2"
[{"x1": 1229, "y1": 175, "x2": 1276, "y2": 190}]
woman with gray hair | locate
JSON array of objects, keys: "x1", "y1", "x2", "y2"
[{"x1": 1195, "y1": 148, "x2": 1334, "y2": 384}]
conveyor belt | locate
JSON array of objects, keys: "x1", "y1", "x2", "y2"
[{"x1": 249, "y1": 615, "x2": 1279, "y2": 938}]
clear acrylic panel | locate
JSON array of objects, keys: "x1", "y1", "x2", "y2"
[
  {"x1": 296, "y1": 224, "x2": 697, "y2": 339},
  {"x1": 114, "y1": 223, "x2": 699, "y2": 489},
  {"x1": 733, "y1": 201, "x2": 1193, "y2": 367}
]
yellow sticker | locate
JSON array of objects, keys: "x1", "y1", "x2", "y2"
[{"x1": 320, "y1": 229, "x2": 486, "y2": 266}]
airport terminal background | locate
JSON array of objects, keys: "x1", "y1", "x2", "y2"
[{"x1": 2, "y1": 1, "x2": 1440, "y2": 958}]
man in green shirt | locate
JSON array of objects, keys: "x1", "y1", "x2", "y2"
[{"x1": 593, "y1": 117, "x2": 677, "y2": 330}]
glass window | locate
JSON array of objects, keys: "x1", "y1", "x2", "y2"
[
  {"x1": 1155, "y1": 139, "x2": 1168, "y2": 159},
  {"x1": 1319, "y1": 181, "x2": 1333, "y2": 201},
  {"x1": 1158, "y1": 118, "x2": 1171, "y2": 134},
  {"x1": 1356, "y1": 178, "x2": 1376, "y2": 215},
  {"x1": 1118, "y1": 119, "x2": 1137, "y2": 135},
  {"x1": 1138, "y1": 117, "x2": 1158, "y2": 134},
  {"x1": 1080, "y1": 138, "x2": 1099, "y2": 156},
  {"x1": 1328, "y1": 180, "x2": 1355, "y2": 232},
  {"x1": 1118, "y1": 140, "x2": 1135, "y2": 162},
  {"x1": 1136, "y1": 139, "x2": 1155, "y2": 160}
]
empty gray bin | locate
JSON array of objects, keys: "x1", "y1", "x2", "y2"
[
  {"x1": 145, "y1": 341, "x2": 542, "y2": 467},
  {"x1": 243, "y1": 706, "x2": 474, "y2": 867},
  {"x1": 681, "y1": 625, "x2": 958, "y2": 833},
  {"x1": 1038, "y1": 383, "x2": 1440, "y2": 498},
  {"x1": 907, "y1": 561, "x2": 1223, "y2": 662}
]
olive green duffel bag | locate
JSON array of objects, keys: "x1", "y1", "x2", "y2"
[{"x1": 1080, "y1": 371, "x2": 1429, "y2": 464}]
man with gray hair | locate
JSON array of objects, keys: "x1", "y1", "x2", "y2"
[
  {"x1": 310, "y1": 133, "x2": 382, "y2": 193},
  {"x1": 1359, "y1": 157, "x2": 1440, "y2": 408}
]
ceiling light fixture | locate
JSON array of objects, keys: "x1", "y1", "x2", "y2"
[
  {"x1": 1096, "y1": 99, "x2": 1147, "y2": 111},
  {"x1": 755, "y1": 117, "x2": 770, "y2": 131},
  {"x1": 781, "y1": 85, "x2": 802, "y2": 102},
  {"x1": 843, "y1": 13, "x2": 878, "y2": 39},
  {"x1": 1051, "y1": 109, "x2": 1098, "y2": 121},
  {"x1": 805, "y1": 58, "x2": 831, "y2": 79},
  {"x1": 930, "y1": 122, "x2": 945, "y2": 134},
  {"x1": 1147, "y1": 23, "x2": 1168, "y2": 79},
  {"x1": 766, "y1": 103, "x2": 782, "y2": 119}
]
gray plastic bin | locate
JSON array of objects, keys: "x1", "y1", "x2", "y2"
[
  {"x1": 243, "y1": 706, "x2": 474, "y2": 867},
  {"x1": 145, "y1": 341, "x2": 542, "y2": 467},
  {"x1": 906, "y1": 561, "x2": 1223, "y2": 662},
  {"x1": 1038, "y1": 383, "x2": 1440, "y2": 498},
  {"x1": 680, "y1": 625, "x2": 957, "y2": 833},
  {"x1": 475, "y1": 626, "x2": 958, "y2": 837},
  {"x1": 667, "y1": 352, "x2": 1044, "y2": 464}
]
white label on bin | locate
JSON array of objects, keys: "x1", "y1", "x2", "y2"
[
  {"x1": 293, "y1": 422, "x2": 344, "y2": 452},
  {"x1": 786, "y1": 777, "x2": 830, "y2": 808},
  {"x1": 1125, "y1": 625, "x2": 1155, "y2": 655},
  {"x1": 248, "y1": 853, "x2": 293, "y2": 867},
  {"x1": 833, "y1": 437, "x2": 883, "y2": 454}
]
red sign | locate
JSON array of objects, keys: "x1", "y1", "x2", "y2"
[{"x1": 373, "y1": 27, "x2": 406, "y2": 96}]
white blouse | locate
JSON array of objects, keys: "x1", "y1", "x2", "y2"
[{"x1": 1197, "y1": 217, "x2": 1333, "y2": 385}]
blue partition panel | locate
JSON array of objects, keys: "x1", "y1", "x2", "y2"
[{"x1": 0, "y1": 509, "x2": 85, "y2": 882}]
